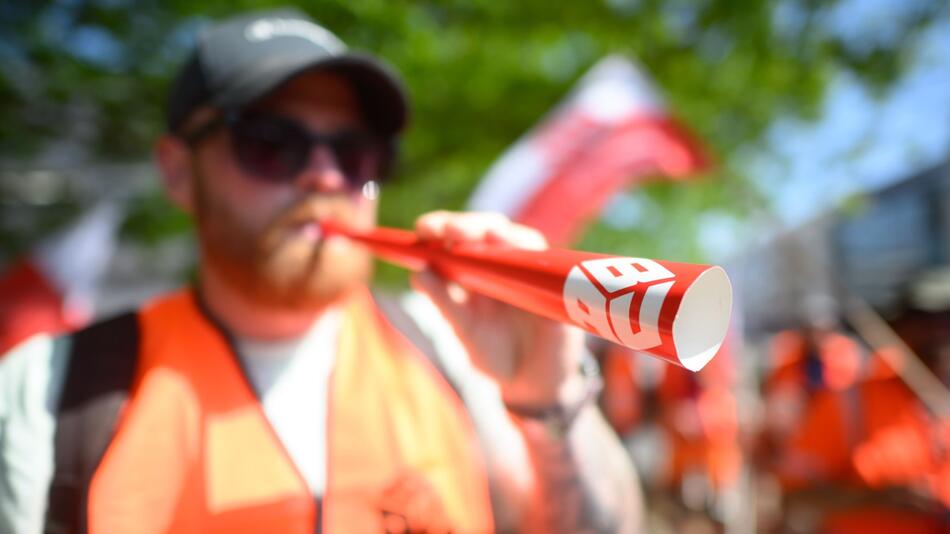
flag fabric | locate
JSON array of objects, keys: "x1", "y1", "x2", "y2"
[
  {"x1": 0, "y1": 259, "x2": 73, "y2": 354},
  {"x1": 0, "y1": 201, "x2": 122, "y2": 354},
  {"x1": 467, "y1": 55, "x2": 710, "y2": 246}
]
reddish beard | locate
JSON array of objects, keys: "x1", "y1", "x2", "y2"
[{"x1": 193, "y1": 175, "x2": 374, "y2": 311}]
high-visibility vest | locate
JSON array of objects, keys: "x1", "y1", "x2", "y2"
[
  {"x1": 776, "y1": 376, "x2": 948, "y2": 533},
  {"x1": 79, "y1": 289, "x2": 493, "y2": 533}
]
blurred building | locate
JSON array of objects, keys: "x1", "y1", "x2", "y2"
[
  {"x1": 834, "y1": 162, "x2": 950, "y2": 316},
  {"x1": 735, "y1": 159, "x2": 950, "y2": 336}
]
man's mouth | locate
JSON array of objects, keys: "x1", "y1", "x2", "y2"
[{"x1": 293, "y1": 221, "x2": 324, "y2": 242}]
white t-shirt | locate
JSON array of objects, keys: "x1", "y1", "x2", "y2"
[{"x1": 235, "y1": 308, "x2": 341, "y2": 497}]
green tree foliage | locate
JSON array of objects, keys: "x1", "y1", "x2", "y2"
[{"x1": 1, "y1": 0, "x2": 946, "y2": 282}]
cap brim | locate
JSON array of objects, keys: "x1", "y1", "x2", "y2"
[{"x1": 214, "y1": 52, "x2": 409, "y2": 136}]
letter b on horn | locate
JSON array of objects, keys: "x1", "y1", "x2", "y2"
[{"x1": 563, "y1": 257, "x2": 675, "y2": 350}]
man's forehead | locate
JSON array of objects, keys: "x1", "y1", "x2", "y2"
[{"x1": 254, "y1": 70, "x2": 362, "y2": 124}]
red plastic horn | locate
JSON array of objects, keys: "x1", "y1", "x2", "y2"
[{"x1": 323, "y1": 222, "x2": 732, "y2": 371}]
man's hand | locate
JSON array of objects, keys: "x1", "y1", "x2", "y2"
[
  {"x1": 412, "y1": 211, "x2": 643, "y2": 533},
  {"x1": 411, "y1": 210, "x2": 587, "y2": 409}
]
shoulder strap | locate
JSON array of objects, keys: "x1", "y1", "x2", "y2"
[
  {"x1": 372, "y1": 291, "x2": 462, "y2": 398},
  {"x1": 44, "y1": 312, "x2": 140, "y2": 534}
]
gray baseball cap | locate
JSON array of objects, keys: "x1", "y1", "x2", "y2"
[{"x1": 166, "y1": 8, "x2": 409, "y2": 136}]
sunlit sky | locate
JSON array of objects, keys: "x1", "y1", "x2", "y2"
[
  {"x1": 759, "y1": 17, "x2": 950, "y2": 222},
  {"x1": 700, "y1": 3, "x2": 950, "y2": 260}
]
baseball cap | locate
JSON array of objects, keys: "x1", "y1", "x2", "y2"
[{"x1": 166, "y1": 8, "x2": 409, "y2": 137}]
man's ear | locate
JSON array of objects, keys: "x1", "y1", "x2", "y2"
[{"x1": 154, "y1": 134, "x2": 196, "y2": 214}]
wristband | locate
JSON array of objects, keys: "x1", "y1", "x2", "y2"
[{"x1": 504, "y1": 351, "x2": 604, "y2": 438}]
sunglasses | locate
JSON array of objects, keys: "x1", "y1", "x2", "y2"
[{"x1": 181, "y1": 110, "x2": 386, "y2": 188}]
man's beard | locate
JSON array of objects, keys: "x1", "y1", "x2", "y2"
[{"x1": 192, "y1": 170, "x2": 373, "y2": 311}]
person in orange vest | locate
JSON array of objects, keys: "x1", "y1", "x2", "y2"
[
  {"x1": 759, "y1": 324, "x2": 863, "y2": 463},
  {"x1": 0, "y1": 9, "x2": 641, "y2": 533},
  {"x1": 651, "y1": 343, "x2": 742, "y2": 532},
  {"x1": 597, "y1": 339, "x2": 743, "y2": 531},
  {"x1": 764, "y1": 327, "x2": 948, "y2": 533},
  {"x1": 598, "y1": 343, "x2": 649, "y2": 439}
]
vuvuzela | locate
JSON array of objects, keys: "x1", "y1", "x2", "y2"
[{"x1": 324, "y1": 222, "x2": 732, "y2": 371}]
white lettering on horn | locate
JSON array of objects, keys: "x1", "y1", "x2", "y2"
[{"x1": 563, "y1": 257, "x2": 675, "y2": 350}]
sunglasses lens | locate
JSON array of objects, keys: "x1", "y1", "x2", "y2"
[
  {"x1": 231, "y1": 115, "x2": 309, "y2": 180},
  {"x1": 329, "y1": 133, "x2": 378, "y2": 186},
  {"x1": 230, "y1": 113, "x2": 383, "y2": 187}
]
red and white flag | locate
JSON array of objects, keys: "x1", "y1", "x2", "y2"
[
  {"x1": 468, "y1": 55, "x2": 710, "y2": 246},
  {"x1": 0, "y1": 201, "x2": 122, "y2": 353}
]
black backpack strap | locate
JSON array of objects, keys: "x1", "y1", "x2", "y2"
[{"x1": 44, "y1": 312, "x2": 140, "y2": 534}]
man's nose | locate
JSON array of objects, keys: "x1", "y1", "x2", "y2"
[{"x1": 295, "y1": 145, "x2": 346, "y2": 192}]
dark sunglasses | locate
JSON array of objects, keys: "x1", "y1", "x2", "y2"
[{"x1": 181, "y1": 110, "x2": 386, "y2": 188}]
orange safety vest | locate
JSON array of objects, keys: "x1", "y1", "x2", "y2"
[
  {"x1": 85, "y1": 289, "x2": 493, "y2": 533},
  {"x1": 599, "y1": 345, "x2": 642, "y2": 437},
  {"x1": 777, "y1": 376, "x2": 948, "y2": 533},
  {"x1": 658, "y1": 342, "x2": 741, "y2": 493}
]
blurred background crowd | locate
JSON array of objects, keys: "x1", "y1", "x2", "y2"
[{"x1": 1, "y1": 1, "x2": 949, "y2": 532}]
